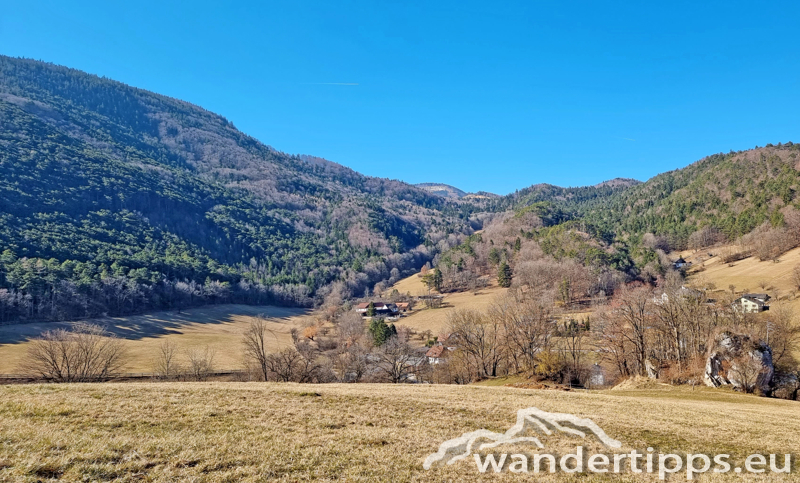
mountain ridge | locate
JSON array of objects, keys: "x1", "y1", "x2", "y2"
[{"x1": 1, "y1": 54, "x2": 799, "y2": 325}]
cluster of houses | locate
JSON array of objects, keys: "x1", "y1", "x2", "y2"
[{"x1": 673, "y1": 257, "x2": 692, "y2": 270}]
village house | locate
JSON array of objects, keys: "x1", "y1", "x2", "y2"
[
  {"x1": 654, "y1": 286, "x2": 704, "y2": 305},
  {"x1": 425, "y1": 333, "x2": 459, "y2": 364},
  {"x1": 673, "y1": 257, "x2": 691, "y2": 269},
  {"x1": 354, "y1": 302, "x2": 400, "y2": 318},
  {"x1": 425, "y1": 345, "x2": 451, "y2": 365},
  {"x1": 734, "y1": 293, "x2": 771, "y2": 313}
]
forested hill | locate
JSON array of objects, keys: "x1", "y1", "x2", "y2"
[
  {"x1": 0, "y1": 56, "x2": 476, "y2": 323},
  {"x1": 499, "y1": 146, "x2": 800, "y2": 250},
  {"x1": 575, "y1": 146, "x2": 800, "y2": 247}
]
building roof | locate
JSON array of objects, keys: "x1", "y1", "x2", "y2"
[
  {"x1": 425, "y1": 345, "x2": 446, "y2": 358},
  {"x1": 355, "y1": 302, "x2": 398, "y2": 311}
]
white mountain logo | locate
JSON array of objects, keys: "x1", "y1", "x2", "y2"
[{"x1": 423, "y1": 407, "x2": 622, "y2": 469}]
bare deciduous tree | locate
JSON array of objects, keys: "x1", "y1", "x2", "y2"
[
  {"x1": 186, "y1": 345, "x2": 216, "y2": 381},
  {"x1": 489, "y1": 295, "x2": 554, "y2": 374},
  {"x1": 266, "y1": 347, "x2": 302, "y2": 382},
  {"x1": 376, "y1": 336, "x2": 420, "y2": 383},
  {"x1": 22, "y1": 323, "x2": 127, "y2": 382},
  {"x1": 242, "y1": 315, "x2": 273, "y2": 381},
  {"x1": 153, "y1": 339, "x2": 180, "y2": 378},
  {"x1": 447, "y1": 309, "x2": 504, "y2": 379}
]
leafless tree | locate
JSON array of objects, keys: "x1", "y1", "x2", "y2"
[
  {"x1": 447, "y1": 309, "x2": 504, "y2": 378},
  {"x1": 560, "y1": 319, "x2": 587, "y2": 384},
  {"x1": 762, "y1": 304, "x2": 800, "y2": 368},
  {"x1": 186, "y1": 345, "x2": 216, "y2": 381},
  {"x1": 606, "y1": 286, "x2": 653, "y2": 376},
  {"x1": 489, "y1": 295, "x2": 554, "y2": 374},
  {"x1": 242, "y1": 315, "x2": 274, "y2": 381},
  {"x1": 22, "y1": 323, "x2": 127, "y2": 382},
  {"x1": 376, "y1": 336, "x2": 419, "y2": 383},
  {"x1": 266, "y1": 348, "x2": 302, "y2": 382},
  {"x1": 334, "y1": 341, "x2": 371, "y2": 382},
  {"x1": 153, "y1": 339, "x2": 180, "y2": 378}
]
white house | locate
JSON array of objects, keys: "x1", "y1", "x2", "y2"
[{"x1": 734, "y1": 293, "x2": 770, "y2": 313}]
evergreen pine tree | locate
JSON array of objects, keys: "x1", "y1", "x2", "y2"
[{"x1": 497, "y1": 261, "x2": 512, "y2": 288}]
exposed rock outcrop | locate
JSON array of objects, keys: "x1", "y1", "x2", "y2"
[{"x1": 704, "y1": 331, "x2": 774, "y2": 394}]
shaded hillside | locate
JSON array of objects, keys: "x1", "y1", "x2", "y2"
[{"x1": 0, "y1": 56, "x2": 476, "y2": 322}]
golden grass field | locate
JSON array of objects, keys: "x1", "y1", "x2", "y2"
[
  {"x1": 0, "y1": 305, "x2": 310, "y2": 374},
  {"x1": 0, "y1": 382, "x2": 798, "y2": 482},
  {"x1": 684, "y1": 245, "x2": 800, "y2": 298},
  {"x1": 392, "y1": 273, "x2": 508, "y2": 337},
  {"x1": 684, "y1": 245, "x2": 800, "y2": 322}
]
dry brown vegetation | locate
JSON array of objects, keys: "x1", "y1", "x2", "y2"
[
  {"x1": 0, "y1": 305, "x2": 310, "y2": 374},
  {"x1": 1, "y1": 382, "x2": 798, "y2": 481}
]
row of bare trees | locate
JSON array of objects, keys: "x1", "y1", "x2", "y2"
[
  {"x1": 435, "y1": 290, "x2": 592, "y2": 384},
  {"x1": 240, "y1": 314, "x2": 423, "y2": 383}
]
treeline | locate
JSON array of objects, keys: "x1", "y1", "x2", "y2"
[{"x1": 0, "y1": 250, "x2": 315, "y2": 323}]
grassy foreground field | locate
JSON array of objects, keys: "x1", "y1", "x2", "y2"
[
  {"x1": 0, "y1": 382, "x2": 798, "y2": 482},
  {"x1": 0, "y1": 305, "x2": 310, "y2": 374}
]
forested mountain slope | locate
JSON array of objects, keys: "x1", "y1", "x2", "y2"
[
  {"x1": 578, "y1": 145, "x2": 800, "y2": 247},
  {"x1": 502, "y1": 146, "x2": 800, "y2": 249},
  {"x1": 0, "y1": 56, "x2": 476, "y2": 322}
]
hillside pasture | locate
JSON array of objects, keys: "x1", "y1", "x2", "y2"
[
  {"x1": 685, "y1": 245, "x2": 800, "y2": 312},
  {"x1": 390, "y1": 273, "x2": 508, "y2": 337}
]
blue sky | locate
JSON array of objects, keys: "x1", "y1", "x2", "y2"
[{"x1": 2, "y1": 1, "x2": 799, "y2": 194}]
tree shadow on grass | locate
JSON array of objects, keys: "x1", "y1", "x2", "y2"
[{"x1": 0, "y1": 304, "x2": 311, "y2": 347}]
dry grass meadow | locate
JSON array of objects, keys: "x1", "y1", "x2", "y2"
[
  {"x1": 391, "y1": 273, "x2": 508, "y2": 337},
  {"x1": 0, "y1": 305, "x2": 310, "y2": 374},
  {"x1": 1, "y1": 382, "x2": 798, "y2": 482},
  {"x1": 684, "y1": 245, "x2": 800, "y2": 297}
]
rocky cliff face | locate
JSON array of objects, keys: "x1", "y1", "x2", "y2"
[{"x1": 704, "y1": 331, "x2": 774, "y2": 394}]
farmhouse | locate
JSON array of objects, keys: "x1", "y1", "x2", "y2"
[
  {"x1": 673, "y1": 257, "x2": 691, "y2": 269},
  {"x1": 734, "y1": 293, "x2": 770, "y2": 313},
  {"x1": 425, "y1": 345, "x2": 450, "y2": 364},
  {"x1": 654, "y1": 286, "x2": 703, "y2": 305},
  {"x1": 355, "y1": 302, "x2": 400, "y2": 318},
  {"x1": 425, "y1": 333, "x2": 459, "y2": 364}
]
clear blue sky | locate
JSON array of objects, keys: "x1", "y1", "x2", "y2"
[{"x1": 2, "y1": 1, "x2": 799, "y2": 194}]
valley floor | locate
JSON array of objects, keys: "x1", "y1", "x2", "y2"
[
  {"x1": 0, "y1": 305, "x2": 310, "y2": 374},
  {"x1": 0, "y1": 382, "x2": 798, "y2": 481}
]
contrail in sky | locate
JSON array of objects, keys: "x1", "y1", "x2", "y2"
[{"x1": 302, "y1": 82, "x2": 359, "y2": 85}]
